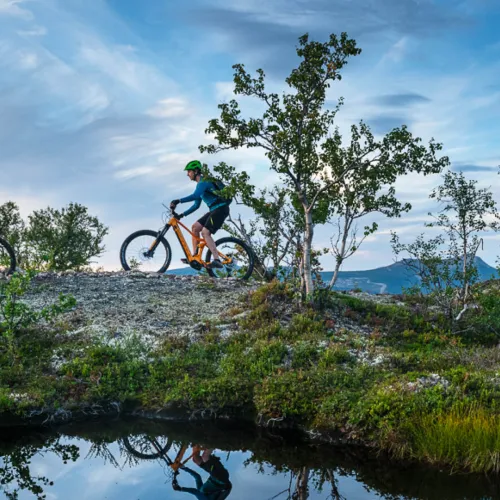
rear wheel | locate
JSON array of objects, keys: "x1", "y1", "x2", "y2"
[
  {"x1": 0, "y1": 237, "x2": 16, "y2": 276},
  {"x1": 120, "y1": 229, "x2": 172, "y2": 273},
  {"x1": 205, "y1": 237, "x2": 254, "y2": 279}
]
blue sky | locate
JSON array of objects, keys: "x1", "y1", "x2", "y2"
[
  {"x1": 1, "y1": 0, "x2": 499, "y2": 271},
  {"x1": 13, "y1": 439, "x2": 386, "y2": 500}
]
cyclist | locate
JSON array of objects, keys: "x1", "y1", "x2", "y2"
[
  {"x1": 170, "y1": 160, "x2": 231, "y2": 269},
  {"x1": 172, "y1": 446, "x2": 232, "y2": 500}
]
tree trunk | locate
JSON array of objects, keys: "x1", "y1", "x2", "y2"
[
  {"x1": 329, "y1": 258, "x2": 342, "y2": 290},
  {"x1": 293, "y1": 467, "x2": 310, "y2": 500},
  {"x1": 329, "y1": 217, "x2": 350, "y2": 289},
  {"x1": 303, "y1": 210, "x2": 314, "y2": 299},
  {"x1": 462, "y1": 237, "x2": 468, "y2": 308}
]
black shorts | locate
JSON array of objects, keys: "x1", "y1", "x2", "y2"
[
  {"x1": 199, "y1": 456, "x2": 231, "y2": 485},
  {"x1": 197, "y1": 205, "x2": 230, "y2": 234}
]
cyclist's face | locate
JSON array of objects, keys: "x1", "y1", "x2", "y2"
[{"x1": 187, "y1": 170, "x2": 195, "y2": 180}]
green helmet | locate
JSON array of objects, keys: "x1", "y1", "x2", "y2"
[{"x1": 184, "y1": 160, "x2": 202, "y2": 171}]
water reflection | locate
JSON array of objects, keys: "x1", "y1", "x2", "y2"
[
  {"x1": 0, "y1": 419, "x2": 498, "y2": 500},
  {"x1": 173, "y1": 448, "x2": 232, "y2": 499}
]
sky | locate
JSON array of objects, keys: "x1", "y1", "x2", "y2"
[
  {"x1": 12, "y1": 438, "x2": 382, "y2": 500},
  {"x1": 0, "y1": 0, "x2": 499, "y2": 271}
]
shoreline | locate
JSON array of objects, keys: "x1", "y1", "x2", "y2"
[{"x1": 1, "y1": 274, "x2": 500, "y2": 475}]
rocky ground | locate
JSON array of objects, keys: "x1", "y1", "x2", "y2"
[
  {"x1": 22, "y1": 271, "x2": 262, "y2": 349},
  {"x1": 20, "y1": 271, "x2": 411, "y2": 350}
]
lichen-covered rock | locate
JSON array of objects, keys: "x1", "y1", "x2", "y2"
[{"x1": 22, "y1": 271, "x2": 262, "y2": 347}]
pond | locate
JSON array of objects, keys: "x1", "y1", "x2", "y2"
[{"x1": 0, "y1": 418, "x2": 498, "y2": 499}]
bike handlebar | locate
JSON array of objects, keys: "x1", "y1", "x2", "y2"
[{"x1": 162, "y1": 203, "x2": 182, "y2": 220}]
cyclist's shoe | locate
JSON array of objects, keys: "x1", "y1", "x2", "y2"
[{"x1": 207, "y1": 259, "x2": 223, "y2": 269}]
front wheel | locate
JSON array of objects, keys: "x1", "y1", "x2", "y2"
[
  {"x1": 122, "y1": 435, "x2": 172, "y2": 461},
  {"x1": 205, "y1": 237, "x2": 254, "y2": 280},
  {"x1": 120, "y1": 229, "x2": 172, "y2": 273},
  {"x1": 0, "y1": 236, "x2": 16, "y2": 276}
]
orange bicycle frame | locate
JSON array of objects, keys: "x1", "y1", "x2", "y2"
[{"x1": 150, "y1": 215, "x2": 230, "y2": 268}]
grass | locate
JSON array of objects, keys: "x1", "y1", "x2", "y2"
[
  {"x1": 2, "y1": 281, "x2": 500, "y2": 474},
  {"x1": 408, "y1": 404, "x2": 500, "y2": 473}
]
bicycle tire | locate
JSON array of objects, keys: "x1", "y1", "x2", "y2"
[
  {"x1": 122, "y1": 435, "x2": 172, "y2": 461},
  {"x1": 205, "y1": 236, "x2": 254, "y2": 280},
  {"x1": 0, "y1": 236, "x2": 16, "y2": 275},
  {"x1": 120, "y1": 229, "x2": 172, "y2": 273}
]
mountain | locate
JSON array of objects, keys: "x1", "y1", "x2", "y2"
[
  {"x1": 166, "y1": 266, "x2": 199, "y2": 276},
  {"x1": 324, "y1": 257, "x2": 498, "y2": 294},
  {"x1": 167, "y1": 257, "x2": 498, "y2": 295}
]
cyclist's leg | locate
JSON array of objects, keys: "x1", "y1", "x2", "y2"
[
  {"x1": 192, "y1": 448, "x2": 213, "y2": 465},
  {"x1": 201, "y1": 227, "x2": 219, "y2": 261},
  {"x1": 201, "y1": 206, "x2": 230, "y2": 265},
  {"x1": 194, "y1": 212, "x2": 211, "y2": 255},
  {"x1": 191, "y1": 221, "x2": 203, "y2": 255}
]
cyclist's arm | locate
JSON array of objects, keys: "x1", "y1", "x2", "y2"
[
  {"x1": 180, "y1": 199, "x2": 201, "y2": 217},
  {"x1": 181, "y1": 466, "x2": 204, "y2": 489},
  {"x1": 179, "y1": 183, "x2": 205, "y2": 217}
]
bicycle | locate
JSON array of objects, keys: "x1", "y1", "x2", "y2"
[
  {"x1": 122, "y1": 433, "x2": 232, "y2": 497},
  {"x1": 123, "y1": 434, "x2": 193, "y2": 472},
  {"x1": 0, "y1": 236, "x2": 16, "y2": 276},
  {"x1": 120, "y1": 205, "x2": 255, "y2": 279}
]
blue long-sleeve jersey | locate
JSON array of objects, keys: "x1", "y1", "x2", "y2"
[{"x1": 179, "y1": 178, "x2": 230, "y2": 217}]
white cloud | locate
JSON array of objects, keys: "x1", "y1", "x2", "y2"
[
  {"x1": 77, "y1": 37, "x2": 176, "y2": 96},
  {"x1": 379, "y1": 36, "x2": 410, "y2": 64},
  {"x1": 17, "y1": 50, "x2": 39, "y2": 69},
  {"x1": 17, "y1": 25, "x2": 47, "y2": 36},
  {"x1": 115, "y1": 166, "x2": 157, "y2": 179},
  {"x1": 0, "y1": 0, "x2": 32, "y2": 19},
  {"x1": 215, "y1": 81, "x2": 235, "y2": 101},
  {"x1": 146, "y1": 97, "x2": 190, "y2": 118}
]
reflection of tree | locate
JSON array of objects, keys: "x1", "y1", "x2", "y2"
[
  {"x1": 265, "y1": 466, "x2": 347, "y2": 500},
  {"x1": 0, "y1": 437, "x2": 79, "y2": 499},
  {"x1": 291, "y1": 467, "x2": 309, "y2": 500},
  {"x1": 320, "y1": 469, "x2": 347, "y2": 500},
  {"x1": 86, "y1": 441, "x2": 120, "y2": 470}
]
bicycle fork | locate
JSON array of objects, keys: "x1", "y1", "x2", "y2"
[{"x1": 146, "y1": 225, "x2": 171, "y2": 256}]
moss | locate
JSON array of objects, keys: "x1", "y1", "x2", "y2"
[{"x1": 3, "y1": 282, "x2": 500, "y2": 474}]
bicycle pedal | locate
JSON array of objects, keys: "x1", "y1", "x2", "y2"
[{"x1": 180, "y1": 258, "x2": 188, "y2": 264}]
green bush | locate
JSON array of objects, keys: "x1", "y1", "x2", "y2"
[{"x1": 0, "y1": 272, "x2": 75, "y2": 362}]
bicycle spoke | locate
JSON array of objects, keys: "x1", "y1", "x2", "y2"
[
  {"x1": 208, "y1": 240, "x2": 252, "y2": 279},
  {"x1": 0, "y1": 238, "x2": 16, "y2": 275},
  {"x1": 122, "y1": 434, "x2": 172, "y2": 460},
  {"x1": 0, "y1": 247, "x2": 11, "y2": 272},
  {"x1": 123, "y1": 235, "x2": 169, "y2": 273}
]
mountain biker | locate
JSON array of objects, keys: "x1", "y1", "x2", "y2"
[
  {"x1": 170, "y1": 160, "x2": 231, "y2": 270},
  {"x1": 172, "y1": 447, "x2": 232, "y2": 500}
]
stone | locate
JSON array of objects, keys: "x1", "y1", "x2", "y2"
[{"x1": 23, "y1": 271, "x2": 260, "y2": 344}]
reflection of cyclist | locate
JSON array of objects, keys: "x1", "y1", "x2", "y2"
[
  {"x1": 172, "y1": 447, "x2": 232, "y2": 500},
  {"x1": 170, "y1": 161, "x2": 231, "y2": 270}
]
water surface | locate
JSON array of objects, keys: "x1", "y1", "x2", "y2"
[{"x1": 0, "y1": 419, "x2": 497, "y2": 499}]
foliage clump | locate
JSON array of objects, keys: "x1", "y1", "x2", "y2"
[{"x1": 0, "y1": 201, "x2": 108, "y2": 272}]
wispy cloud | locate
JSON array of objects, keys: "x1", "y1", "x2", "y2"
[
  {"x1": 451, "y1": 164, "x2": 498, "y2": 173},
  {"x1": 373, "y1": 93, "x2": 431, "y2": 107},
  {"x1": 17, "y1": 24, "x2": 47, "y2": 36},
  {"x1": 0, "y1": 0, "x2": 499, "y2": 271},
  {"x1": 0, "y1": 0, "x2": 32, "y2": 19}
]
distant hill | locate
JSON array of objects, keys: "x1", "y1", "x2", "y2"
[
  {"x1": 326, "y1": 257, "x2": 498, "y2": 294},
  {"x1": 166, "y1": 266, "x2": 200, "y2": 276},
  {"x1": 167, "y1": 257, "x2": 498, "y2": 294}
]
